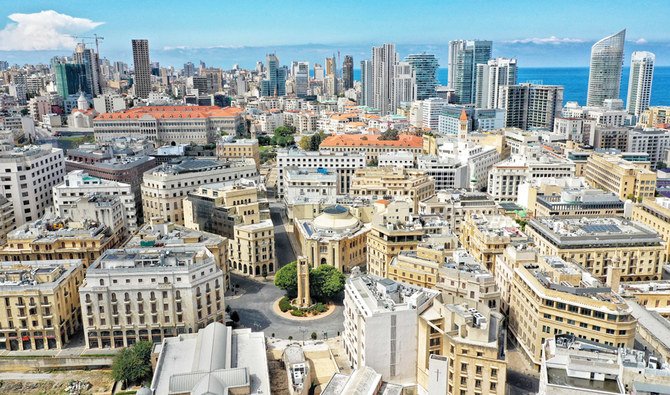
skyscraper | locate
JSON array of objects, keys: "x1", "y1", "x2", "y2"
[
  {"x1": 293, "y1": 61, "x2": 309, "y2": 97},
  {"x1": 393, "y1": 61, "x2": 414, "y2": 111},
  {"x1": 406, "y1": 53, "x2": 438, "y2": 101},
  {"x1": 586, "y1": 29, "x2": 625, "y2": 107},
  {"x1": 325, "y1": 56, "x2": 337, "y2": 96},
  {"x1": 372, "y1": 43, "x2": 398, "y2": 115},
  {"x1": 498, "y1": 83, "x2": 564, "y2": 130},
  {"x1": 261, "y1": 53, "x2": 286, "y2": 97},
  {"x1": 360, "y1": 60, "x2": 373, "y2": 106},
  {"x1": 448, "y1": 40, "x2": 492, "y2": 104},
  {"x1": 73, "y1": 43, "x2": 101, "y2": 96},
  {"x1": 626, "y1": 51, "x2": 655, "y2": 118},
  {"x1": 53, "y1": 61, "x2": 88, "y2": 99},
  {"x1": 475, "y1": 58, "x2": 517, "y2": 109},
  {"x1": 343, "y1": 55, "x2": 354, "y2": 90},
  {"x1": 131, "y1": 39, "x2": 151, "y2": 99},
  {"x1": 183, "y1": 62, "x2": 195, "y2": 77}
]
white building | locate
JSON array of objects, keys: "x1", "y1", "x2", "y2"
[
  {"x1": 276, "y1": 149, "x2": 366, "y2": 197},
  {"x1": 421, "y1": 97, "x2": 450, "y2": 130},
  {"x1": 92, "y1": 94, "x2": 127, "y2": 114},
  {"x1": 284, "y1": 168, "x2": 338, "y2": 206},
  {"x1": 562, "y1": 100, "x2": 627, "y2": 127},
  {"x1": 417, "y1": 155, "x2": 468, "y2": 191},
  {"x1": 393, "y1": 61, "x2": 414, "y2": 112},
  {"x1": 627, "y1": 128, "x2": 670, "y2": 169},
  {"x1": 0, "y1": 144, "x2": 65, "y2": 226},
  {"x1": 53, "y1": 170, "x2": 137, "y2": 230},
  {"x1": 475, "y1": 58, "x2": 517, "y2": 109},
  {"x1": 343, "y1": 273, "x2": 439, "y2": 385},
  {"x1": 626, "y1": 51, "x2": 655, "y2": 119},
  {"x1": 378, "y1": 150, "x2": 415, "y2": 168}
]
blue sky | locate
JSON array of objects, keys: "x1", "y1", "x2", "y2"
[{"x1": 0, "y1": 0, "x2": 669, "y2": 68}]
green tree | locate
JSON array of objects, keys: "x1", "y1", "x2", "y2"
[
  {"x1": 274, "y1": 261, "x2": 298, "y2": 298},
  {"x1": 378, "y1": 128, "x2": 400, "y2": 141},
  {"x1": 309, "y1": 132, "x2": 327, "y2": 151},
  {"x1": 271, "y1": 125, "x2": 296, "y2": 147},
  {"x1": 257, "y1": 135, "x2": 272, "y2": 146},
  {"x1": 311, "y1": 332, "x2": 318, "y2": 340},
  {"x1": 310, "y1": 265, "x2": 345, "y2": 300},
  {"x1": 298, "y1": 135, "x2": 311, "y2": 150},
  {"x1": 111, "y1": 341, "x2": 153, "y2": 385}
]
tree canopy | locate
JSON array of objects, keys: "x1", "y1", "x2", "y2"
[
  {"x1": 378, "y1": 129, "x2": 400, "y2": 141},
  {"x1": 112, "y1": 341, "x2": 153, "y2": 385},
  {"x1": 274, "y1": 261, "x2": 298, "y2": 298},
  {"x1": 271, "y1": 126, "x2": 296, "y2": 147},
  {"x1": 275, "y1": 261, "x2": 345, "y2": 301}
]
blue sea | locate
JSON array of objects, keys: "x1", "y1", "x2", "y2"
[{"x1": 353, "y1": 67, "x2": 670, "y2": 106}]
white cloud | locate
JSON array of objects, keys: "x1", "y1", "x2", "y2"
[
  {"x1": 635, "y1": 38, "x2": 648, "y2": 44},
  {"x1": 0, "y1": 10, "x2": 103, "y2": 51},
  {"x1": 506, "y1": 36, "x2": 585, "y2": 45}
]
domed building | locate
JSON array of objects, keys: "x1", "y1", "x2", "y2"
[{"x1": 295, "y1": 204, "x2": 370, "y2": 272}]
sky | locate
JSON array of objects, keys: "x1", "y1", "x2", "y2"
[{"x1": 0, "y1": 0, "x2": 669, "y2": 68}]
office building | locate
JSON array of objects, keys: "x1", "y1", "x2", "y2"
[
  {"x1": 342, "y1": 55, "x2": 354, "y2": 90},
  {"x1": 80, "y1": 246, "x2": 226, "y2": 348},
  {"x1": 360, "y1": 60, "x2": 373, "y2": 107},
  {"x1": 94, "y1": 105, "x2": 244, "y2": 145},
  {"x1": 343, "y1": 274, "x2": 439, "y2": 385},
  {"x1": 406, "y1": 53, "x2": 439, "y2": 101},
  {"x1": 0, "y1": 260, "x2": 84, "y2": 351},
  {"x1": 498, "y1": 83, "x2": 564, "y2": 130},
  {"x1": 0, "y1": 145, "x2": 65, "y2": 226},
  {"x1": 393, "y1": 61, "x2": 414, "y2": 111},
  {"x1": 475, "y1": 58, "x2": 517, "y2": 109},
  {"x1": 53, "y1": 170, "x2": 137, "y2": 230},
  {"x1": 587, "y1": 30, "x2": 626, "y2": 107},
  {"x1": 261, "y1": 53, "x2": 287, "y2": 97},
  {"x1": 626, "y1": 51, "x2": 655, "y2": 118},
  {"x1": 417, "y1": 155, "x2": 468, "y2": 191},
  {"x1": 53, "y1": 62, "x2": 87, "y2": 99},
  {"x1": 508, "y1": 255, "x2": 636, "y2": 368},
  {"x1": 418, "y1": 301, "x2": 506, "y2": 394},
  {"x1": 131, "y1": 39, "x2": 152, "y2": 98},
  {"x1": 216, "y1": 137, "x2": 260, "y2": 169},
  {"x1": 447, "y1": 40, "x2": 492, "y2": 104},
  {"x1": 284, "y1": 168, "x2": 338, "y2": 206},
  {"x1": 526, "y1": 216, "x2": 665, "y2": 281},
  {"x1": 460, "y1": 214, "x2": 528, "y2": 272},
  {"x1": 632, "y1": 197, "x2": 670, "y2": 260},
  {"x1": 438, "y1": 105, "x2": 505, "y2": 135},
  {"x1": 583, "y1": 152, "x2": 656, "y2": 200},
  {"x1": 627, "y1": 128, "x2": 670, "y2": 169},
  {"x1": 349, "y1": 167, "x2": 435, "y2": 211},
  {"x1": 421, "y1": 97, "x2": 450, "y2": 130},
  {"x1": 141, "y1": 158, "x2": 258, "y2": 225},
  {"x1": 532, "y1": 188, "x2": 624, "y2": 217},
  {"x1": 73, "y1": 43, "x2": 101, "y2": 96},
  {"x1": 372, "y1": 43, "x2": 398, "y2": 115},
  {"x1": 150, "y1": 323, "x2": 270, "y2": 395},
  {"x1": 320, "y1": 132, "x2": 423, "y2": 162},
  {"x1": 419, "y1": 190, "x2": 498, "y2": 231},
  {"x1": 293, "y1": 61, "x2": 309, "y2": 97}
]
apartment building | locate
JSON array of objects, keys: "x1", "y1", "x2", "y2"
[
  {"x1": 53, "y1": 170, "x2": 137, "y2": 230},
  {"x1": 216, "y1": 137, "x2": 261, "y2": 169},
  {"x1": 583, "y1": 152, "x2": 657, "y2": 200},
  {"x1": 93, "y1": 106, "x2": 243, "y2": 144},
  {"x1": 349, "y1": 167, "x2": 435, "y2": 211},
  {"x1": 343, "y1": 274, "x2": 439, "y2": 385},
  {"x1": 80, "y1": 246, "x2": 226, "y2": 348},
  {"x1": 419, "y1": 190, "x2": 498, "y2": 231},
  {"x1": 284, "y1": 169, "x2": 338, "y2": 207},
  {"x1": 142, "y1": 158, "x2": 258, "y2": 225},
  {"x1": 627, "y1": 128, "x2": 670, "y2": 169},
  {"x1": 418, "y1": 301, "x2": 506, "y2": 394},
  {"x1": 0, "y1": 196, "x2": 15, "y2": 243},
  {"x1": 0, "y1": 145, "x2": 65, "y2": 226},
  {"x1": 460, "y1": 214, "x2": 529, "y2": 273},
  {"x1": 526, "y1": 216, "x2": 666, "y2": 282},
  {"x1": 387, "y1": 236, "x2": 458, "y2": 289},
  {"x1": 508, "y1": 255, "x2": 636, "y2": 368},
  {"x1": 632, "y1": 197, "x2": 670, "y2": 259},
  {"x1": 0, "y1": 260, "x2": 83, "y2": 351},
  {"x1": 532, "y1": 188, "x2": 624, "y2": 218}
]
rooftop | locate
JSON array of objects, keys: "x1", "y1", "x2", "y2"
[
  {"x1": 90, "y1": 246, "x2": 214, "y2": 271},
  {"x1": 149, "y1": 157, "x2": 254, "y2": 176},
  {"x1": 346, "y1": 274, "x2": 438, "y2": 316},
  {"x1": 0, "y1": 260, "x2": 81, "y2": 290},
  {"x1": 95, "y1": 105, "x2": 243, "y2": 120},
  {"x1": 7, "y1": 215, "x2": 108, "y2": 242},
  {"x1": 320, "y1": 133, "x2": 423, "y2": 148}
]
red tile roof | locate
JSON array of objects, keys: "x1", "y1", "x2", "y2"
[
  {"x1": 94, "y1": 106, "x2": 243, "y2": 120},
  {"x1": 320, "y1": 133, "x2": 423, "y2": 148}
]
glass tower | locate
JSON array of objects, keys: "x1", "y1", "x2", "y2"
[{"x1": 586, "y1": 30, "x2": 626, "y2": 107}]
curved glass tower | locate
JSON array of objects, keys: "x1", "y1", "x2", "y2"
[{"x1": 586, "y1": 29, "x2": 625, "y2": 107}]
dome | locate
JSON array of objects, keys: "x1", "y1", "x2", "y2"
[{"x1": 313, "y1": 205, "x2": 359, "y2": 231}]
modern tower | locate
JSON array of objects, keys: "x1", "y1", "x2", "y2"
[
  {"x1": 261, "y1": 53, "x2": 286, "y2": 97},
  {"x1": 131, "y1": 39, "x2": 151, "y2": 99},
  {"x1": 293, "y1": 61, "x2": 310, "y2": 98},
  {"x1": 325, "y1": 56, "x2": 337, "y2": 96},
  {"x1": 372, "y1": 43, "x2": 398, "y2": 115},
  {"x1": 475, "y1": 58, "x2": 517, "y2": 109},
  {"x1": 343, "y1": 55, "x2": 354, "y2": 90},
  {"x1": 626, "y1": 51, "x2": 655, "y2": 118},
  {"x1": 360, "y1": 60, "x2": 373, "y2": 106},
  {"x1": 393, "y1": 61, "x2": 414, "y2": 111},
  {"x1": 73, "y1": 43, "x2": 101, "y2": 96},
  {"x1": 406, "y1": 53, "x2": 439, "y2": 101},
  {"x1": 448, "y1": 40, "x2": 492, "y2": 104},
  {"x1": 53, "y1": 61, "x2": 88, "y2": 99},
  {"x1": 586, "y1": 30, "x2": 626, "y2": 107},
  {"x1": 498, "y1": 83, "x2": 564, "y2": 130}
]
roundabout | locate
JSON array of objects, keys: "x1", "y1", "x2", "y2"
[{"x1": 271, "y1": 297, "x2": 339, "y2": 321}]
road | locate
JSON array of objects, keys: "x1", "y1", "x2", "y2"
[
  {"x1": 226, "y1": 274, "x2": 344, "y2": 339},
  {"x1": 270, "y1": 203, "x2": 296, "y2": 269}
]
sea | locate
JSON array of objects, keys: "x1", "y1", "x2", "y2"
[{"x1": 353, "y1": 67, "x2": 670, "y2": 106}]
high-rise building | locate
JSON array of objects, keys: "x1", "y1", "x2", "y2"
[
  {"x1": 53, "y1": 61, "x2": 88, "y2": 99},
  {"x1": 360, "y1": 60, "x2": 373, "y2": 106},
  {"x1": 313, "y1": 63, "x2": 324, "y2": 81},
  {"x1": 393, "y1": 61, "x2": 414, "y2": 111},
  {"x1": 73, "y1": 43, "x2": 101, "y2": 96},
  {"x1": 406, "y1": 53, "x2": 439, "y2": 101},
  {"x1": 292, "y1": 61, "x2": 309, "y2": 97},
  {"x1": 325, "y1": 56, "x2": 338, "y2": 97},
  {"x1": 260, "y1": 53, "x2": 286, "y2": 97},
  {"x1": 498, "y1": 83, "x2": 563, "y2": 130},
  {"x1": 131, "y1": 39, "x2": 151, "y2": 98},
  {"x1": 342, "y1": 55, "x2": 354, "y2": 90},
  {"x1": 182, "y1": 61, "x2": 195, "y2": 77},
  {"x1": 586, "y1": 30, "x2": 626, "y2": 107},
  {"x1": 372, "y1": 43, "x2": 398, "y2": 115},
  {"x1": 448, "y1": 40, "x2": 492, "y2": 104},
  {"x1": 626, "y1": 51, "x2": 655, "y2": 118},
  {"x1": 475, "y1": 58, "x2": 517, "y2": 109}
]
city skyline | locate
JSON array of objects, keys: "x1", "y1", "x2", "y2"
[{"x1": 0, "y1": 2, "x2": 669, "y2": 67}]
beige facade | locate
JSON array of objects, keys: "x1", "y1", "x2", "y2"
[
  {"x1": 417, "y1": 301, "x2": 507, "y2": 394},
  {"x1": 141, "y1": 158, "x2": 258, "y2": 225},
  {"x1": 0, "y1": 260, "x2": 83, "y2": 351},
  {"x1": 583, "y1": 153, "x2": 657, "y2": 200},
  {"x1": 387, "y1": 236, "x2": 457, "y2": 288},
  {"x1": 459, "y1": 214, "x2": 528, "y2": 273},
  {"x1": 508, "y1": 255, "x2": 636, "y2": 368},
  {"x1": 632, "y1": 197, "x2": 670, "y2": 259},
  {"x1": 526, "y1": 217, "x2": 666, "y2": 282},
  {"x1": 419, "y1": 190, "x2": 498, "y2": 231},
  {"x1": 349, "y1": 167, "x2": 435, "y2": 211},
  {"x1": 80, "y1": 246, "x2": 226, "y2": 349},
  {"x1": 216, "y1": 138, "x2": 260, "y2": 169},
  {"x1": 229, "y1": 219, "x2": 275, "y2": 277}
]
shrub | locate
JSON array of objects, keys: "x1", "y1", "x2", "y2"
[
  {"x1": 311, "y1": 332, "x2": 318, "y2": 340},
  {"x1": 312, "y1": 303, "x2": 328, "y2": 313},
  {"x1": 279, "y1": 296, "x2": 292, "y2": 312},
  {"x1": 111, "y1": 341, "x2": 153, "y2": 385},
  {"x1": 290, "y1": 309, "x2": 305, "y2": 317}
]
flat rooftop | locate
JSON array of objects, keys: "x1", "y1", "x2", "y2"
[
  {"x1": 150, "y1": 158, "x2": 253, "y2": 176},
  {"x1": 347, "y1": 275, "x2": 438, "y2": 316},
  {"x1": 91, "y1": 247, "x2": 213, "y2": 271}
]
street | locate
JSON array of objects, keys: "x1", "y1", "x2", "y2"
[{"x1": 270, "y1": 203, "x2": 296, "y2": 269}]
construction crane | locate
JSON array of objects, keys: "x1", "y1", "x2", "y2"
[{"x1": 70, "y1": 34, "x2": 105, "y2": 54}]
